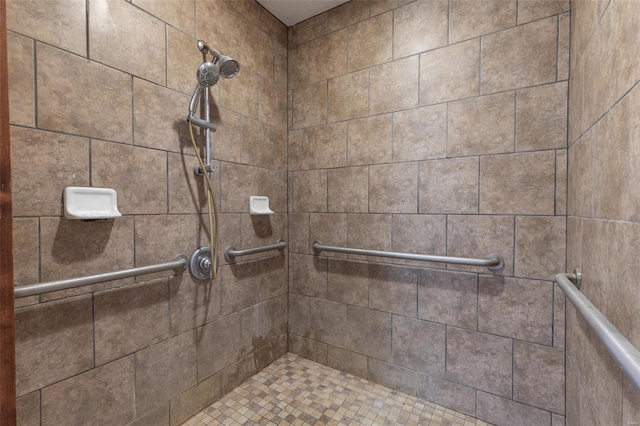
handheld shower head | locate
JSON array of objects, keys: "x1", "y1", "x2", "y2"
[{"x1": 196, "y1": 62, "x2": 220, "y2": 87}]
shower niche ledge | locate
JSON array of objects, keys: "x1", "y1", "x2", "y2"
[{"x1": 63, "y1": 186, "x2": 122, "y2": 220}]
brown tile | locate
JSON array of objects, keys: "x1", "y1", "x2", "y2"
[
  {"x1": 557, "y1": 151, "x2": 568, "y2": 216},
  {"x1": 37, "y1": 43, "x2": 132, "y2": 143},
  {"x1": 241, "y1": 26, "x2": 274, "y2": 80},
  {"x1": 289, "y1": 213, "x2": 310, "y2": 254},
  {"x1": 448, "y1": 92, "x2": 515, "y2": 157},
  {"x1": 273, "y1": 42, "x2": 288, "y2": 87},
  {"x1": 17, "y1": 391, "x2": 39, "y2": 426},
  {"x1": 347, "y1": 306, "x2": 392, "y2": 361},
  {"x1": 481, "y1": 16, "x2": 558, "y2": 93},
  {"x1": 7, "y1": 0, "x2": 86, "y2": 55},
  {"x1": 553, "y1": 414, "x2": 566, "y2": 426},
  {"x1": 568, "y1": 56, "x2": 584, "y2": 144},
  {"x1": 220, "y1": 261, "x2": 261, "y2": 315},
  {"x1": 418, "y1": 269, "x2": 477, "y2": 329},
  {"x1": 515, "y1": 216, "x2": 566, "y2": 281},
  {"x1": 288, "y1": 43, "x2": 309, "y2": 89},
  {"x1": 241, "y1": 118, "x2": 274, "y2": 167},
  {"x1": 220, "y1": 355, "x2": 257, "y2": 395},
  {"x1": 94, "y1": 280, "x2": 170, "y2": 365},
  {"x1": 274, "y1": 124, "x2": 287, "y2": 171},
  {"x1": 328, "y1": 69, "x2": 369, "y2": 123},
  {"x1": 328, "y1": 0, "x2": 370, "y2": 32},
  {"x1": 419, "y1": 38, "x2": 480, "y2": 106},
  {"x1": 258, "y1": 169, "x2": 286, "y2": 213},
  {"x1": 612, "y1": 0, "x2": 640, "y2": 102},
  {"x1": 197, "y1": 313, "x2": 242, "y2": 379},
  {"x1": 328, "y1": 259, "x2": 369, "y2": 308},
  {"x1": 518, "y1": 0, "x2": 569, "y2": 24},
  {"x1": 480, "y1": 151, "x2": 556, "y2": 215},
  {"x1": 419, "y1": 157, "x2": 479, "y2": 214},
  {"x1": 10, "y1": 127, "x2": 88, "y2": 216},
  {"x1": 288, "y1": 334, "x2": 328, "y2": 364},
  {"x1": 327, "y1": 166, "x2": 369, "y2": 213},
  {"x1": 259, "y1": 255, "x2": 287, "y2": 301},
  {"x1": 567, "y1": 129, "x2": 595, "y2": 217},
  {"x1": 240, "y1": 300, "x2": 276, "y2": 355},
  {"x1": 89, "y1": 0, "x2": 165, "y2": 84},
  {"x1": 393, "y1": 104, "x2": 446, "y2": 161},
  {"x1": 169, "y1": 372, "x2": 220, "y2": 425},
  {"x1": 554, "y1": 282, "x2": 566, "y2": 349},
  {"x1": 292, "y1": 170, "x2": 327, "y2": 212},
  {"x1": 347, "y1": 114, "x2": 392, "y2": 166},
  {"x1": 392, "y1": 316, "x2": 445, "y2": 375},
  {"x1": 516, "y1": 82, "x2": 568, "y2": 151},
  {"x1": 479, "y1": 276, "x2": 553, "y2": 345},
  {"x1": 446, "y1": 327, "x2": 512, "y2": 397},
  {"x1": 369, "y1": 162, "x2": 418, "y2": 213},
  {"x1": 135, "y1": 331, "x2": 197, "y2": 416},
  {"x1": 368, "y1": 358, "x2": 417, "y2": 395},
  {"x1": 288, "y1": 128, "x2": 309, "y2": 171},
  {"x1": 133, "y1": 0, "x2": 194, "y2": 34},
  {"x1": 309, "y1": 122, "x2": 347, "y2": 169},
  {"x1": 449, "y1": 0, "x2": 516, "y2": 43},
  {"x1": 309, "y1": 29, "x2": 347, "y2": 83},
  {"x1": 196, "y1": 0, "x2": 241, "y2": 57},
  {"x1": 514, "y1": 341, "x2": 565, "y2": 413},
  {"x1": 558, "y1": 12, "x2": 570, "y2": 81},
  {"x1": 326, "y1": 345, "x2": 369, "y2": 379},
  {"x1": 288, "y1": 293, "x2": 310, "y2": 337},
  {"x1": 7, "y1": 32, "x2": 34, "y2": 127},
  {"x1": 258, "y1": 79, "x2": 287, "y2": 126},
  {"x1": 167, "y1": 28, "x2": 201, "y2": 95},
  {"x1": 292, "y1": 81, "x2": 328, "y2": 129},
  {"x1": 210, "y1": 107, "x2": 244, "y2": 164},
  {"x1": 292, "y1": 12, "x2": 328, "y2": 46},
  {"x1": 168, "y1": 153, "x2": 219, "y2": 214},
  {"x1": 41, "y1": 356, "x2": 135, "y2": 426},
  {"x1": 391, "y1": 214, "x2": 446, "y2": 267},
  {"x1": 370, "y1": 56, "x2": 419, "y2": 115},
  {"x1": 220, "y1": 67, "x2": 259, "y2": 119},
  {"x1": 134, "y1": 215, "x2": 197, "y2": 273},
  {"x1": 477, "y1": 391, "x2": 551, "y2": 425},
  {"x1": 12, "y1": 218, "x2": 38, "y2": 303},
  {"x1": 129, "y1": 404, "x2": 169, "y2": 426},
  {"x1": 220, "y1": 162, "x2": 259, "y2": 213},
  {"x1": 259, "y1": 7, "x2": 288, "y2": 48},
  {"x1": 393, "y1": 0, "x2": 447, "y2": 59},
  {"x1": 347, "y1": 214, "x2": 392, "y2": 255},
  {"x1": 369, "y1": 263, "x2": 418, "y2": 317},
  {"x1": 417, "y1": 374, "x2": 477, "y2": 416},
  {"x1": 347, "y1": 12, "x2": 392, "y2": 72},
  {"x1": 623, "y1": 375, "x2": 640, "y2": 426},
  {"x1": 309, "y1": 298, "x2": 348, "y2": 347},
  {"x1": 92, "y1": 140, "x2": 167, "y2": 215},
  {"x1": 169, "y1": 274, "x2": 221, "y2": 335},
  {"x1": 291, "y1": 253, "x2": 327, "y2": 298},
  {"x1": 310, "y1": 213, "x2": 347, "y2": 255},
  {"x1": 15, "y1": 295, "x2": 93, "y2": 396},
  {"x1": 369, "y1": 0, "x2": 415, "y2": 16},
  {"x1": 447, "y1": 215, "x2": 514, "y2": 275},
  {"x1": 566, "y1": 355, "x2": 599, "y2": 426},
  {"x1": 582, "y1": 5, "x2": 611, "y2": 130}
]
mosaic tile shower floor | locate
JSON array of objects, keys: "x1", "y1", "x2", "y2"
[{"x1": 181, "y1": 353, "x2": 491, "y2": 426}]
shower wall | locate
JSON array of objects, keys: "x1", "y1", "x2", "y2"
[
  {"x1": 287, "y1": 0, "x2": 568, "y2": 424},
  {"x1": 566, "y1": 0, "x2": 640, "y2": 424},
  {"x1": 7, "y1": 0, "x2": 287, "y2": 425}
]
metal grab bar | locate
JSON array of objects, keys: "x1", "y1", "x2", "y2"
[
  {"x1": 312, "y1": 241, "x2": 504, "y2": 271},
  {"x1": 14, "y1": 255, "x2": 189, "y2": 298},
  {"x1": 224, "y1": 239, "x2": 287, "y2": 262},
  {"x1": 556, "y1": 272, "x2": 640, "y2": 390}
]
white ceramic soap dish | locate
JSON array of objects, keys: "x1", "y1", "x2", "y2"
[
  {"x1": 249, "y1": 196, "x2": 274, "y2": 215},
  {"x1": 64, "y1": 187, "x2": 122, "y2": 220}
]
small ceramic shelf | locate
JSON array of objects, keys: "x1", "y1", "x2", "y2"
[
  {"x1": 249, "y1": 196, "x2": 274, "y2": 215},
  {"x1": 64, "y1": 187, "x2": 122, "y2": 220}
]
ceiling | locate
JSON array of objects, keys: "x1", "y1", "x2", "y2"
[{"x1": 257, "y1": 0, "x2": 350, "y2": 26}]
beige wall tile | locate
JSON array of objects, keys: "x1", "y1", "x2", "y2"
[
  {"x1": 477, "y1": 391, "x2": 551, "y2": 425},
  {"x1": 10, "y1": 127, "x2": 89, "y2": 216},
  {"x1": 347, "y1": 306, "x2": 392, "y2": 361},
  {"x1": 13, "y1": 218, "x2": 38, "y2": 289},
  {"x1": 41, "y1": 356, "x2": 135, "y2": 426},
  {"x1": 258, "y1": 79, "x2": 287, "y2": 126},
  {"x1": 327, "y1": 166, "x2": 369, "y2": 213},
  {"x1": 347, "y1": 12, "x2": 392, "y2": 72},
  {"x1": 7, "y1": 0, "x2": 86, "y2": 55},
  {"x1": 292, "y1": 12, "x2": 328, "y2": 46},
  {"x1": 133, "y1": 0, "x2": 195, "y2": 34},
  {"x1": 15, "y1": 295, "x2": 94, "y2": 396},
  {"x1": 566, "y1": 355, "x2": 599, "y2": 426},
  {"x1": 258, "y1": 169, "x2": 287, "y2": 213},
  {"x1": 582, "y1": 6, "x2": 611, "y2": 130},
  {"x1": 328, "y1": 259, "x2": 368, "y2": 307},
  {"x1": 449, "y1": 0, "x2": 516, "y2": 43},
  {"x1": 516, "y1": 216, "x2": 566, "y2": 281},
  {"x1": 92, "y1": 140, "x2": 167, "y2": 215},
  {"x1": 17, "y1": 391, "x2": 40, "y2": 426},
  {"x1": 169, "y1": 273, "x2": 220, "y2": 335},
  {"x1": 567, "y1": 128, "x2": 595, "y2": 217},
  {"x1": 447, "y1": 215, "x2": 514, "y2": 275},
  {"x1": 568, "y1": 56, "x2": 584, "y2": 144},
  {"x1": 309, "y1": 29, "x2": 347, "y2": 83},
  {"x1": 309, "y1": 122, "x2": 347, "y2": 169},
  {"x1": 220, "y1": 67, "x2": 259, "y2": 118},
  {"x1": 392, "y1": 316, "x2": 445, "y2": 375},
  {"x1": 289, "y1": 213, "x2": 310, "y2": 254},
  {"x1": 369, "y1": 162, "x2": 418, "y2": 213},
  {"x1": 130, "y1": 404, "x2": 169, "y2": 426},
  {"x1": 168, "y1": 153, "x2": 219, "y2": 214},
  {"x1": 288, "y1": 43, "x2": 309, "y2": 89},
  {"x1": 291, "y1": 253, "x2": 327, "y2": 298},
  {"x1": 347, "y1": 214, "x2": 392, "y2": 253},
  {"x1": 419, "y1": 157, "x2": 479, "y2": 214},
  {"x1": 259, "y1": 7, "x2": 288, "y2": 48},
  {"x1": 556, "y1": 149, "x2": 567, "y2": 215},
  {"x1": 289, "y1": 293, "x2": 310, "y2": 336},
  {"x1": 369, "y1": 0, "x2": 415, "y2": 16},
  {"x1": 37, "y1": 43, "x2": 132, "y2": 143},
  {"x1": 481, "y1": 17, "x2": 557, "y2": 94},
  {"x1": 517, "y1": 0, "x2": 569, "y2": 24},
  {"x1": 480, "y1": 151, "x2": 556, "y2": 215},
  {"x1": 328, "y1": 69, "x2": 369, "y2": 123},
  {"x1": 134, "y1": 215, "x2": 197, "y2": 269},
  {"x1": 554, "y1": 282, "x2": 566, "y2": 349},
  {"x1": 288, "y1": 129, "x2": 309, "y2": 171},
  {"x1": 167, "y1": 28, "x2": 201, "y2": 95},
  {"x1": 392, "y1": 215, "x2": 446, "y2": 267},
  {"x1": 417, "y1": 374, "x2": 477, "y2": 416},
  {"x1": 446, "y1": 327, "x2": 512, "y2": 397},
  {"x1": 273, "y1": 43, "x2": 288, "y2": 87},
  {"x1": 369, "y1": 56, "x2": 419, "y2": 115},
  {"x1": 558, "y1": 12, "x2": 570, "y2": 81},
  {"x1": 516, "y1": 82, "x2": 568, "y2": 152},
  {"x1": 211, "y1": 107, "x2": 243, "y2": 164},
  {"x1": 310, "y1": 213, "x2": 347, "y2": 255},
  {"x1": 241, "y1": 26, "x2": 274, "y2": 80},
  {"x1": 309, "y1": 298, "x2": 348, "y2": 347},
  {"x1": 292, "y1": 81, "x2": 328, "y2": 128},
  {"x1": 7, "y1": 32, "x2": 35, "y2": 127},
  {"x1": 448, "y1": 92, "x2": 515, "y2": 157},
  {"x1": 419, "y1": 38, "x2": 480, "y2": 106},
  {"x1": 369, "y1": 263, "x2": 418, "y2": 317},
  {"x1": 514, "y1": 341, "x2": 565, "y2": 413},
  {"x1": 221, "y1": 162, "x2": 259, "y2": 213},
  {"x1": 328, "y1": 0, "x2": 370, "y2": 32},
  {"x1": 196, "y1": 0, "x2": 241, "y2": 57},
  {"x1": 196, "y1": 313, "x2": 242, "y2": 379},
  {"x1": 292, "y1": 170, "x2": 327, "y2": 212},
  {"x1": 347, "y1": 114, "x2": 392, "y2": 166},
  {"x1": 326, "y1": 345, "x2": 368, "y2": 379},
  {"x1": 418, "y1": 269, "x2": 477, "y2": 330},
  {"x1": 393, "y1": 104, "x2": 446, "y2": 161},
  {"x1": 612, "y1": 0, "x2": 640, "y2": 102},
  {"x1": 240, "y1": 300, "x2": 278, "y2": 355},
  {"x1": 623, "y1": 375, "x2": 640, "y2": 426},
  {"x1": 393, "y1": 0, "x2": 447, "y2": 59},
  {"x1": 479, "y1": 276, "x2": 553, "y2": 345},
  {"x1": 220, "y1": 262, "x2": 260, "y2": 315},
  {"x1": 89, "y1": 0, "x2": 166, "y2": 84},
  {"x1": 368, "y1": 359, "x2": 417, "y2": 395},
  {"x1": 241, "y1": 118, "x2": 274, "y2": 167},
  {"x1": 571, "y1": 0, "x2": 597, "y2": 70},
  {"x1": 288, "y1": 333, "x2": 328, "y2": 364}
]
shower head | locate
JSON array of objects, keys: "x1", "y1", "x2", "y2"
[
  {"x1": 196, "y1": 62, "x2": 220, "y2": 88},
  {"x1": 212, "y1": 50, "x2": 240, "y2": 79}
]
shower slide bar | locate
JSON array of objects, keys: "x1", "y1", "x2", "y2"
[
  {"x1": 312, "y1": 241, "x2": 504, "y2": 271},
  {"x1": 224, "y1": 239, "x2": 287, "y2": 262},
  {"x1": 555, "y1": 271, "x2": 640, "y2": 391},
  {"x1": 14, "y1": 255, "x2": 188, "y2": 298}
]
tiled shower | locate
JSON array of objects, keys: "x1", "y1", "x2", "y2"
[{"x1": 5, "y1": 0, "x2": 640, "y2": 425}]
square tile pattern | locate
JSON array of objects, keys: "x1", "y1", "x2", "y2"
[{"x1": 181, "y1": 353, "x2": 491, "y2": 426}]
